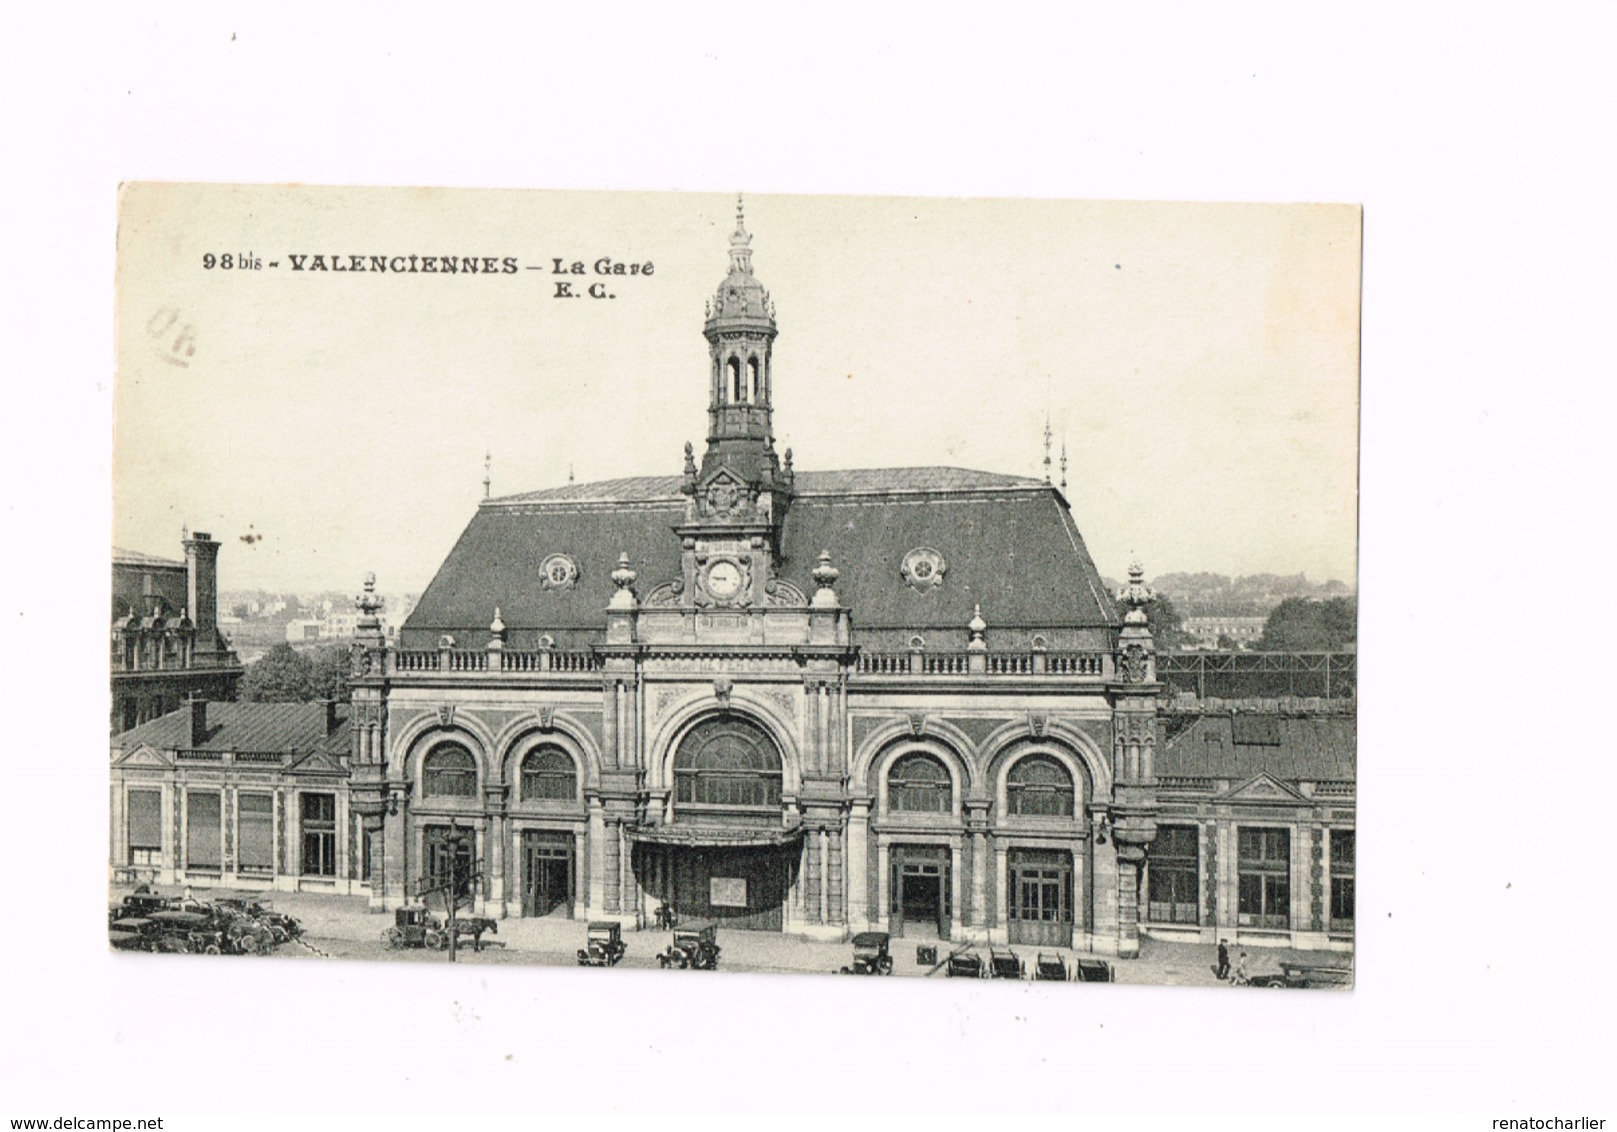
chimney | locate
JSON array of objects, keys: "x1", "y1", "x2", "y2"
[
  {"x1": 187, "y1": 695, "x2": 208, "y2": 747},
  {"x1": 183, "y1": 531, "x2": 221, "y2": 644},
  {"x1": 319, "y1": 697, "x2": 339, "y2": 736}
]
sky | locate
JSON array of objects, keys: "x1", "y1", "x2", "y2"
[{"x1": 114, "y1": 185, "x2": 1360, "y2": 596}]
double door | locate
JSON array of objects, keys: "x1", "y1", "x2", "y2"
[
  {"x1": 1008, "y1": 848, "x2": 1074, "y2": 947},
  {"x1": 521, "y1": 831, "x2": 574, "y2": 918},
  {"x1": 890, "y1": 844, "x2": 951, "y2": 941}
]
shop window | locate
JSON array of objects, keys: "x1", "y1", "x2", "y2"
[
  {"x1": 888, "y1": 753, "x2": 952, "y2": 814},
  {"x1": 1148, "y1": 825, "x2": 1200, "y2": 924},
  {"x1": 1237, "y1": 826, "x2": 1290, "y2": 929},
  {"x1": 238, "y1": 792, "x2": 274, "y2": 873},
  {"x1": 128, "y1": 789, "x2": 162, "y2": 867},
  {"x1": 674, "y1": 715, "x2": 782, "y2": 809},
  {"x1": 186, "y1": 791, "x2": 221, "y2": 870},
  {"x1": 423, "y1": 743, "x2": 478, "y2": 798},
  {"x1": 300, "y1": 792, "x2": 337, "y2": 877},
  {"x1": 1007, "y1": 755, "x2": 1075, "y2": 817},
  {"x1": 1330, "y1": 829, "x2": 1355, "y2": 930},
  {"x1": 521, "y1": 747, "x2": 578, "y2": 802}
]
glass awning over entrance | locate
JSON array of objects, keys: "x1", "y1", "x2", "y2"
[{"x1": 627, "y1": 823, "x2": 804, "y2": 849}]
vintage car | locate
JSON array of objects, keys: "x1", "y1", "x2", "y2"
[
  {"x1": 1033, "y1": 952, "x2": 1070, "y2": 982},
  {"x1": 657, "y1": 922, "x2": 720, "y2": 970},
  {"x1": 109, "y1": 890, "x2": 175, "y2": 925},
  {"x1": 1074, "y1": 958, "x2": 1115, "y2": 983},
  {"x1": 214, "y1": 897, "x2": 302, "y2": 944},
  {"x1": 220, "y1": 915, "x2": 276, "y2": 956},
  {"x1": 147, "y1": 910, "x2": 228, "y2": 954},
  {"x1": 840, "y1": 931, "x2": 894, "y2": 976},
  {"x1": 989, "y1": 949, "x2": 1026, "y2": 980},
  {"x1": 383, "y1": 905, "x2": 498, "y2": 951},
  {"x1": 576, "y1": 921, "x2": 627, "y2": 967},
  {"x1": 946, "y1": 950, "x2": 986, "y2": 978},
  {"x1": 108, "y1": 916, "x2": 165, "y2": 952}
]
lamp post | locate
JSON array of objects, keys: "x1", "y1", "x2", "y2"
[{"x1": 444, "y1": 820, "x2": 474, "y2": 964}]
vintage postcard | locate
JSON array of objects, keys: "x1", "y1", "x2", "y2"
[{"x1": 110, "y1": 185, "x2": 1359, "y2": 989}]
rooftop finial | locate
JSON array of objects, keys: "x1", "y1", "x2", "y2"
[
  {"x1": 1043, "y1": 415, "x2": 1053, "y2": 484},
  {"x1": 483, "y1": 450, "x2": 492, "y2": 500},
  {"x1": 568, "y1": 464, "x2": 575, "y2": 484},
  {"x1": 1060, "y1": 440, "x2": 1068, "y2": 491},
  {"x1": 728, "y1": 193, "x2": 754, "y2": 275}
]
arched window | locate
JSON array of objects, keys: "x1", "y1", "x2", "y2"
[
  {"x1": 521, "y1": 746, "x2": 577, "y2": 802},
  {"x1": 675, "y1": 716, "x2": 781, "y2": 808},
  {"x1": 889, "y1": 753, "x2": 952, "y2": 814},
  {"x1": 747, "y1": 356, "x2": 761, "y2": 402},
  {"x1": 1007, "y1": 755, "x2": 1075, "y2": 817},
  {"x1": 422, "y1": 743, "x2": 477, "y2": 798},
  {"x1": 728, "y1": 356, "x2": 744, "y2": 403}
]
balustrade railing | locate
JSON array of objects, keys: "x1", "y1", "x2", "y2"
[{"x1": 853, "y1": 651, "x2": 1109, "y2": 677}]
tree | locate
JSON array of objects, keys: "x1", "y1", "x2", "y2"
[
  {"x1": 1146, "y1": 593, "x2": 1187, "y2": 652},
  {"x1": 241, "y1": 643, "x2": 316, "y2": 701},
  {"x1": 1256, "y1": 597, "x2": 1357, "y2": 651},
  {"x1": 308, "y1": 645, "x2": 353, "y2": 702}
]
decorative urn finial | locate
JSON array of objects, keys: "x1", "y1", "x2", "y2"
[
  {"x1": 811, "y1": 550, "x2": 840, "y2": 608},
  {"x1": 609, "y1": 553, "x2": 639, "y2": 610},
  {"x1": 489, "y1": 606, "x2": 506, "y2": 640},
  {"x1": 1117, "y1": 559, "x2": 1155, "y2": 626},
  {"x1": 968, "y1": 603, "x2": 988, "y2": 649}
]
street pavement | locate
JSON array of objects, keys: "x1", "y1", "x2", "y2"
[{"x1": 109, "y1": 885, "x2": 1351, "y2": 988}]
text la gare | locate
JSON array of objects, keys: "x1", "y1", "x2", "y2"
[{"x1": 552, "y1": 256, "x2": 653, "y2": 300}]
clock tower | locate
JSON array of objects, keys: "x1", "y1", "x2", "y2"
[{"x1": 672, "y1": 197, "x2": 798, "y2": 610}]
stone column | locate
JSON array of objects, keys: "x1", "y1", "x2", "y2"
[
  {"x1": 847, "y1": 802, "x2": 870, "y2": 929},
  {"x1": 804, "y1": 828, "x2": 821, "y2": 925},
  {"x1": 383, "y1": 792, "x2": 409, "y2": 908},
  {"x1": 1117, "y1": 855, "x2": 1142, "y2": 958},
  {"x1": 573, "y1": 827, "x2": 588, "y2": 919},
  {"x1": 949, "y1": 840, "x2": 963, "y2": 940},
  {"x1": 587, "y1": 800, "x2": 606, "y2": 918},
  {"x1": 819, "y1": 829, "x2": 831, "y2": 925},
  {"x1": 876, "y1": 841, "x2": 890, "y2": 930},
  {"x1": 602, "y1": 681, "x2": 619, "y2": 769},
  {"x1": 971, "y1": 831, "x2": 988, "y2": 933},
  {"x1": 996, "y1": 844, "x2": 1010, "y2": 931}
]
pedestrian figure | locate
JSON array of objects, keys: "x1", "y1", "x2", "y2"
[
  {"x1": 1232, "y1": 951, "x2": 1250, "y2": 987},
  {"x1": 1215, "y1": 939, "x2": 1230, "y2": 980}
]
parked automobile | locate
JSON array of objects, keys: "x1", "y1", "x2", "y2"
[
  {"x1": 147, "y1": 910, "x2": 227, "y2": 955},
  {"x1": 109, "y1": 891, "x2": 175, "y2": 925},
  {"x1": 108, "y1": 916, "x2": 164, "y2": 952},
  {"x1": 1074, "y1": 958, "x2": 1115, "y2": 983},
  {"x1": 576, "y1": 921, "x2": 627, "y2": 967},
  {"x1": 946, "y1": 951, "x2": 986, "y2": 978},
  {"x1": 214, "y1": 897, "x2": 302, "y2": 944},
  {"x1": 1034, "y1": 952, "x2": 1069, "y2": 981},
  {"x1": 989, "y1": 949, "x2": 1026, "y2": 980},
  {"x1": 840, "y1": 931, "x2": 894, "y2": 976},
  {"x1": 657, "y1": 922, "x2": 720, "y2": 970}
]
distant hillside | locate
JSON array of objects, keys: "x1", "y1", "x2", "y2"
[{"x1": 1101, "y1": 572, "x2": 1354, "y2": 618}]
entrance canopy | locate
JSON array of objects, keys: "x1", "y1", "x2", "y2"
[{"x1": 627, "y1": 823, "x2": 803, "y2": 849}]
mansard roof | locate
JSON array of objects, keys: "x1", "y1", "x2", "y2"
[
  {"x1": 113, "y1": 547, "x2": 186, "y2": 569},
  {"x1": 1158, "y1": 709, "x2": 1356, "y2": 782},
  {"x1": 111, "y1": 702, "x2": 352, "y2": 755},
  {"x1": 403, "y1": 466, "x2": 1117, "y2": 641}
]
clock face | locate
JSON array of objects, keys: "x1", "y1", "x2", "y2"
[{"x1": 706, "y1": 560, "x2": 743, "y2": 600}]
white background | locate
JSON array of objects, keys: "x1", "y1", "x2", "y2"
[{"x1": 2, "y1": 2, "x2": 1612, "y2": 1116}]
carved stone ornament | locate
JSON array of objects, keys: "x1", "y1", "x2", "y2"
[
  {"x1": 1028, "y1": 712, "x2": 1048, "y2": 738},
  {"x1": 1120, "y1": 643, "x2": 1150, "y2": 682},
  {"x1": 349, "y1": 642, "x2": 372, "y2": 677},
  {"x1": 713, "y1": 676, "x2": 734, "y2": 706},
  {"x1": 705, "y1": 477, "x2": 744, "y2": 518},
  {"x1": 537, "y1": 706, "x2": 555, "y2": 732},
  {"x1": 541, "y1": 554, "x2": 580, "y2": 590},
  {"x1": 900, "y1": 547, "x2": 947, "y2": 593},
  {"x1": 437, "y1": 705, "x2": 456, "y2": 728},
  {"x1": 907, "y1": 712, "x2": 927, "y2": 737}
]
